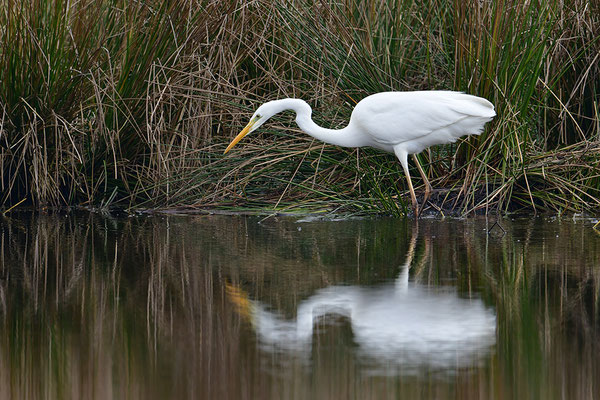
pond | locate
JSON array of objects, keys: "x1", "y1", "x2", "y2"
[{"x1": 0, "y1": 213, "x2": 599, "y2": 399}]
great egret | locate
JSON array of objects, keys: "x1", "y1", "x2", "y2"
[{"x1": 224, "y1": 91, "x2": 496, "y2": 215}]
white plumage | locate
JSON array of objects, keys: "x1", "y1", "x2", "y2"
[{"x1": 225, "y1": 90, "x2": 496, "y2": 215}]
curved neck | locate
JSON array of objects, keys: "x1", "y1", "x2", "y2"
[{"x1": 277, "y1": 99, "x2": 365, "y2": 148}]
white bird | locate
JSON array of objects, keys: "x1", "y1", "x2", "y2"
[{"x1": 224, "y1": 91, "x2": 496, "y2": 215}]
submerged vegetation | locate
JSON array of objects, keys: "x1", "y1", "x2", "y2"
[{"x1": 0, "y1": 0, "x2": 599, "y2": 214}]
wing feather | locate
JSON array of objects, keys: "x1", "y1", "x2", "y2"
[{"x1": 351, "y1": 91, "x2": 495, "y2": 147}]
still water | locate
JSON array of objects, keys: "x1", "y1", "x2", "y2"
[{"x1": 0, "y1": 213, "x2": 599, "y2": 399}]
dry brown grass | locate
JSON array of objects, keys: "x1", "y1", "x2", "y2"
[{"x1": 0, "y1": 0, "x2": 598, "y2": 214}]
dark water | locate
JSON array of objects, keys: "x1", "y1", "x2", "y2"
[{"x1": 0, "y1": 213, "x2": 599, "y2": 399}]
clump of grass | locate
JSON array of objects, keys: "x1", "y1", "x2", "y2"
[
  {"x1": 450, "y1": 0, "x2": 600, "y2": 214},
  {"x1": 209, "y1": 0, "x2": 600, "y2": 215},
  {"x1": 0, "y1": 0, "x2": 246, "y2": 208},
  {"x1": 0, "y1": 0, "x2": 599, "y2": 214}
]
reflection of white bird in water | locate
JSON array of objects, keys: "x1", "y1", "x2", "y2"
[
  {"x1": 227, "y1": 230, "x2": 496, "y2": 372},
  {"x1": 224, "y1": 91, "x2": 496, "y2": 215}
]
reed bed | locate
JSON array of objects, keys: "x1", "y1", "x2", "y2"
[{"x1": 0, "y1": 0, "x2": 598, "y2": 214}]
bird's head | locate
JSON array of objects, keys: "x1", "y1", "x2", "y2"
[{"x1": 223, "y1": 102, "x2": 281, "y2": 154}]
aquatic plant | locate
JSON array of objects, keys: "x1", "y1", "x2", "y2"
[{"x1": 0, "y1": 0, "x2": 598, "y2": 214}]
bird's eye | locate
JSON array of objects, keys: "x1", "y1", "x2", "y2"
[{"x1": 255, "y1": 114, "x2": 262, "y2": 120}]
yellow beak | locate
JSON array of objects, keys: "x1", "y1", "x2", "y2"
[{"x1": 224, "y1": 119, "x2": 256, "y2": 154}]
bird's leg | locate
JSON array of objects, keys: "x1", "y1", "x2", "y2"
[
  {"x1": 395, "y1": 147, "x2": 419, "y2": 216},
  {"x1": 402, "y1": 161, "x2": 419, "y2": 215},
  {"x1": 412, "y1": 154, "x2": 432, "y2": 207}
]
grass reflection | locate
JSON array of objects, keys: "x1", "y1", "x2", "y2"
[{"x1": 0, "y1": 213, "x2": 598, "y2": 399}]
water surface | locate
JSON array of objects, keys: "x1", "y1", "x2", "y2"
[{"x1": 0, "y1": 213, "x2": 598, "y2": 399}]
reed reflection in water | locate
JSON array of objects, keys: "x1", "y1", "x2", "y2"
[{"x1": 0, "y1": 213, "x2": 599, "y2": 399}]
